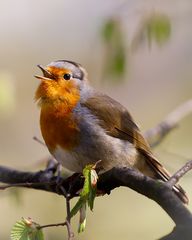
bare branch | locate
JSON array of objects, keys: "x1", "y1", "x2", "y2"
[
  {"x1": 66, "y1": 220, "x2": 75, "y2": 240},
  {"x1": 38, "y1": 219, "x2": 74, "y2": 240},
  {"x1": 98, "y1": 167, "x2": 192, "y2": 226},
  {"x1": 1, "y1": 162, "x2": 191, "y2": 228},
  {"x1": 0, "y1": 181, "x2": 54, "y2": 190},
  {"x1": 0, "y1": 162, "x2": 192, "y2": 239},
  {"x1": 59, "y1": 185, "x2": 75, "y2": 239},
  {"x1": 144, "y1": 99, "x2": 192, "y2": 147},
  {"x1": 168, "y1": 160, "x2": 192, "y2": 187},
  {"x1": 160, "y1": 225, "x2": 192, "y2": 240},
  {"x1": 98, "y1": 167, "x2": 192, "y2": 240},
  {"x1": 0, "y1": 164, "x2": 71, "y2": 196},
  {"x1": 38, "y1": 221, "x2": 67, "y2": 229}
]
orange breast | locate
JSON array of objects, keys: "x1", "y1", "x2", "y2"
[
  {"x1": 36, "y1": 75, "x2": 81, "y2": 152},
  {"x1": 40, "y1": 106, "x2": 80, "y2": 152}
]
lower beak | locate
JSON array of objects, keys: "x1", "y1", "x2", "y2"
[{"x1": 34, "y1": 75, "x2": 53, "y2": 81}]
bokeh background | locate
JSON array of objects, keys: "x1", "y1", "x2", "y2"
[{"x1": 0, "y1": 0, "x2": 192, "y2": 239}]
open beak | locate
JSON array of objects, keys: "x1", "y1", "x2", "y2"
[
  {"x1": 34, "y1": 75, "x2": 53, "y2": 81},
  {"x1": 34, "y1": 65, "x2": 54, "y2": 81}
]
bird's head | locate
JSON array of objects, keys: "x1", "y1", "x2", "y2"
[{"x1": 35, "y1": 60, "x2": 88, "y2": 108}]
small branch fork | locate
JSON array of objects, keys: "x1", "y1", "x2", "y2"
[
  {"x1": 0, "y1": 99, "x2": 192, "y2": 240},
  {"x1": 38, "y1": 219, "x2": 74, "y2": 240}
]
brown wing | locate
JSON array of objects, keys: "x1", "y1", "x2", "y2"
[
  {"x1": 82, "y1": 93, "x2": 150, "y2": 150},
  {"x1": 82, "y1": 92, "x2": 188, "y2": 204}
]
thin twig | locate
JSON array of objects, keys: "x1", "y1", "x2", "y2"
[
  {"x1": 57, "y1": 163, "x2": 62, "y2": 179},
  {"x1": 144, "y1": 99, "x2": 192, "y2": 147},
  {"x1": 167, "y1": 160, "x2": 192, "y2": 187},
  {"x1": 0, "y1": 181, "x2": 55, "y2": 190},
  {"x1": 59, "y1": 185, "x2": 75, "y2": 239},
  {"x1": 65, "y1": 192, "x2": 74, "y2": 238},
  {"x1": 38, "y1": 220, "x2": 75, "y2": 240},
  {"x1": 66, "y1": 220, "x2": 75, "y2": 240},
  {"x1": 66, "y1": 195, "x2": 71, "y2": 223},
  {"x1": 38, "y1": 221, "x2": 67, "y2": 229},
  {"x1": 33, "y1": 136, "x2": 46, "y2": 146}
]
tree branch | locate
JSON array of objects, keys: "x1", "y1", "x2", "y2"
[
  {"x1": 144, "y1": 99, "x2": 192, "y2": 147},
  {"x1": 167, "y1": 160, "x2": 192, "y2": 187},
  {"x1": 0, "y1": 164, "x2": 82, "y2": 196},
  {"x1": 0, "y1": 162, "x2": 192, "y2": 239},
  {"x1": 98, "y1": 167, "x2": 192, "y2": 226}
]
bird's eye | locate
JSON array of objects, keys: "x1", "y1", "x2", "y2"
[{"x1": 63, "y1": 73, "x2": 72, "y2": 80}]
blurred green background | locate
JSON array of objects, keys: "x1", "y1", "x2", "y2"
[{"x1": 0, "y1": 0, "x2": 192, "y2": 239}]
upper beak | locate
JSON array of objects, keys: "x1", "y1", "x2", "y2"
[{"x1": 34, "y1": 65, "x2": 54, "y2": 80}]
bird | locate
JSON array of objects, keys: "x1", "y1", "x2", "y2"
[{"x1": 35, "y1": 60, "x2": 188, "y2": 204}]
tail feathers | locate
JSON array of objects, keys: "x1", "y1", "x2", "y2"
[{"x1": 140, "y1": 150, "x2": 189, "y2": 204}]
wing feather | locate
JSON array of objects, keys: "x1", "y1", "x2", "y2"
[{"x1": 82, "y1": 92, "x2": 188, "y2": 203}]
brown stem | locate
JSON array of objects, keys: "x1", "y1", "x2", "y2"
[
  {"x1": 168, "y1": 160, "x2": 192, "y2": 187},
  {"x1": 33, "y1": 136, "x2": 46, "y2": 146},
  {"x1": 66, "y1": 220, "x2": 75, "y2": 240},
  {"x1": 38, "y1": 221, "x2": 67, "y2": 229}
]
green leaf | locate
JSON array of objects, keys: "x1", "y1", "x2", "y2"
[
  {"x1": 111, "y1": 48, "x2": 126, "y2": 77},
  {"x1": 70, "y1": 165, "x2": 98, "y2": 232},
  {"x1": 78, "y1": 204, "x2": 86, "y2": 233},
  {"x1": 11, "y1": 218, "x2": 44, "y2": 240},
  {"x1": 70, "y1": 198, "x2": 85, "y2": 218},
  {"x1": 70, "y1": 165, "x2": 96, "y2": 217},
  {"x1": 81, "y1": 165, "x2": 93, "y2": 198},
  {"x1": 147, "y1": 14, "x2": 171, "y2": 46},
  {"x1": 102, "y1": 19, "x2": 117, "y2": 42},
  {"x1": 101, "y1": 18, "x2": 127, "y2": 81},
  {"x1": 131, "y1": 13, "x2": 171, "y2": 50}
]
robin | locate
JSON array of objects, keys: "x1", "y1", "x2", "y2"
[{"x1": 35, "y1": 60, "x2": 188, "y2": 203}]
